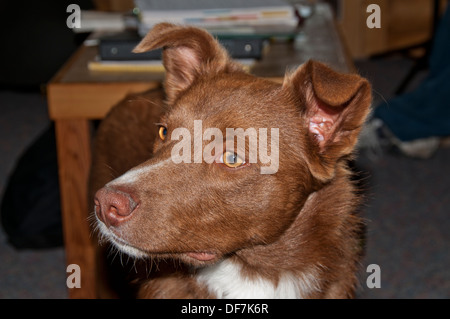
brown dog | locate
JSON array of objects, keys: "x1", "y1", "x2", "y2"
[{"x1": 91, "y1": 23, "x2": 372, "y2": 298}]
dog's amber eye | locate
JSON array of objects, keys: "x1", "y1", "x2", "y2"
[
  {"x1": 158, "y1": 126, "x2": 167, "y2": 140},
  {"x1": 222, "y1": 151, "x2": 245, "y2": 168}
]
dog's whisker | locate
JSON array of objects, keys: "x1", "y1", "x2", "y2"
[{"x1": 99, "y1": 162, "x2": 119, "y2": 180}]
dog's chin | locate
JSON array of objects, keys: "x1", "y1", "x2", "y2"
[{"x1": 97, "y1": 222, "x2": 220, "y2": 265}]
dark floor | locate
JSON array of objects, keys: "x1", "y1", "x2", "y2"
[
  {"x1": 0, "y1": 55, "x2": 449, "y2": 299},
  {"x1": 0, "y1": 91, "x2": 67, "y2": 298}
]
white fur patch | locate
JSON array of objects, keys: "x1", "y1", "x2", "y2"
[
  {"x1": 108, "y1": 158, "x2": 172, "y2": 185},
  {"x1": 196, "y1": 259, "x2": 320, "y2": 299},
  {"x1": 96, "y1": 221, "x2": 147, "y2": 259}
]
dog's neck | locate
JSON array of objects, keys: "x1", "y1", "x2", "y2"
[
  {"x1": 196, "y1": 191, "x2": 322, "y2": 299},
  {"x1": 196, "y1": 166, "x2": 359, "y2": 299}
]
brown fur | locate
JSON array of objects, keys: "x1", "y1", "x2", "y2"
[{"x1": 90, "y1": 23, "x2": 371, "y2": 299}]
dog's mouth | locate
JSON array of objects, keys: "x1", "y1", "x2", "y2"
[
  {"x1": 97, "y1": 221, "x2": 219, "y2": 263},
  {"x1": 98, "y1": 224, "x2": 148, "y2": 259},
  {"x1": 185, "y1": 252, "x2": 217, "y2": 262}
]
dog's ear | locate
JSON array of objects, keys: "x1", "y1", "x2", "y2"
[
  {"x1": 134, "y1": 23, "x2": 244, "y2": 104},
  {"x1": 283, "y1": 60, "x2": 372, "y2": 182}
]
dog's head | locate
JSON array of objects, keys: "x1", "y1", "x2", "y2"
[{"x1": 94, "y1": 23, "x2": 371, "y2": 265}]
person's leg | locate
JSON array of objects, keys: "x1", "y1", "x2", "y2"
[
  {"x1": 369, "y1": 5, "x2": 450, "y2": 158},
  {"x1": 374, "y1": 66, "x2": 450, "y2": 142}
]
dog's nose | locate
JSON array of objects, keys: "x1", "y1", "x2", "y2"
[{"x1": 94, "y1": 187, "x2": 138, "y2": 227}]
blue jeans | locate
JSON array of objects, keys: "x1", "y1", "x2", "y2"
[{"x1": 374, "y1": 5, "x2": 450, "y2": 141}]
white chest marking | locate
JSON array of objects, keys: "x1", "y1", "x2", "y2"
[{"x1": 196, "y1": 259, "x2": 320, "y2": 299}]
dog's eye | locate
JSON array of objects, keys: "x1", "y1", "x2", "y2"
[
  {"x1": 158, "y1": 126, "x2": 167, "y2": 140},
  {"x1": 222, "y1": 151, "x2": 245, "y2": 168}
]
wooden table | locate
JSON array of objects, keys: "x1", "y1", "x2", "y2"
[{"x1": 47, "y1": 3, "x2": 352, "y2": 299}]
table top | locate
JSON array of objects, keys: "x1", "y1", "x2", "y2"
[{"x1": 53, "y1": 3, "x2": 352, "y2": 85}]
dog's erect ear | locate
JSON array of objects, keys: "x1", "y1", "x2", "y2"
[
  {"x1": 283, "y1": 60, "x2": 372, "y2": 182},
  {"x1": 134, "y1": 23, "x2": 244, "y2": 104}
]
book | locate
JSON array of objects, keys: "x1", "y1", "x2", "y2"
[
  {"x1": 88, "y1": 59, "x2": 166, "y2": 72},
  {"x1": 134, "y1": 0, "x2": 298, "y2": 37},
  {"x1": 98, "y1": 31, "x2": 267, "y2": 61},
  {"x1": 88, "y1": 57, "x2": 256, "y2": 73}
]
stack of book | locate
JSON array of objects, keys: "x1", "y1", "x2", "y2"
[
  {"x1": 88, "y1": 0, "x2": 299, "y2": 73},
  {"x1": 135, "y1": 0, "x2": 298, "y2": 37},
  {"x1": 90, "y1": 30, "x2": 266, "y2": 72}
]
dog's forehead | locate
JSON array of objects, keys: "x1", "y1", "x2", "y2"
[{"x1": 167, "y1": 75, "x2": 289, "y2": 129}]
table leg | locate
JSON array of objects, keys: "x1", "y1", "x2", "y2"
[{"x1": 55, "y1": 119, "x2": 97, "y2": 298}]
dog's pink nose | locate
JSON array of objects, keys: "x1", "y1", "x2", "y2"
[{"x1": 94, "y1": 187, "x2": 138, "y2": 227}]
